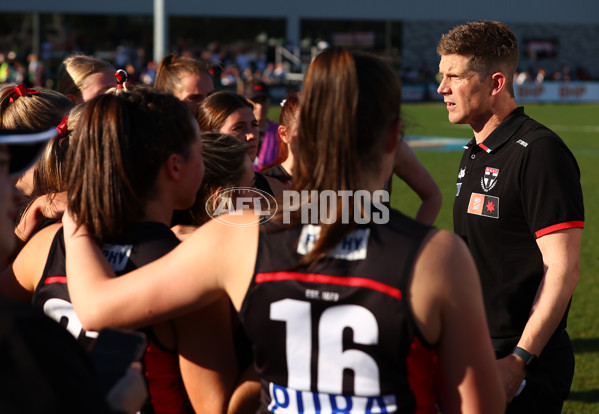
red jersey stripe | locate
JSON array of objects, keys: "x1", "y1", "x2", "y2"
[
  {"x1": 535, "y1": 221, "x2": 584, "y2": 238},
  {"x1": 44, "y1": 276, "x2": 67, "y2": 284},
  {"x1": 255, "y1": 271, "x2": 402, "y2": 300},
  {"x1": 479, "y1": 143, "x2": 491, "y2": 153}
]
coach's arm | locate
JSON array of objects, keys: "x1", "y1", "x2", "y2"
[{"x1": 496, "y1": 227, "x2": 581, "y2": 401}]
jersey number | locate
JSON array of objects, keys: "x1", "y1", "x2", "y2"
[
  {"x1": 270, "y1": 298, "x2": 381, "y2": 395},
  {"x1": 43, "y1": 298, "x2": 99, "y2": 340}
]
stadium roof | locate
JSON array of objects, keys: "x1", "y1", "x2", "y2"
[{"x1": 2, "y1": 0, "x2": 598, "y2": 25}]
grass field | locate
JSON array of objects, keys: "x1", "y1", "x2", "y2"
[{"x1": 393, "y1": 103, "x2": 599, "y2": 413}]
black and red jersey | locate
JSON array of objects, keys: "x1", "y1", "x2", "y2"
[
  {"x1": 240, "y1": 209, "x2": 438, "y2": 413},
  {"x1": 32, "y1": 222, "x2": 193, "y2": 414}
]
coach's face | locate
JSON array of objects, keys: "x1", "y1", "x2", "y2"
[{"x1": 437, "y1": 54, "x2": 494, "y2": 131}]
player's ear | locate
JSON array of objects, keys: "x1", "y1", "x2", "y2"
[
  {"x1": 278, "y1": 125, "x2": 290, "y2": 144},
  {"x1": 164, "y1": 153, "x2": 182, "y2": 181}
]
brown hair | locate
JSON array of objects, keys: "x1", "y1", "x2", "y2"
[
  {"x1": 56, "y1": 54, "x2": 116, "y2": 100},
  {"x1": 0, "y1": 83, "x2": 73, "y2": 199},
  {"x1": 292, "y1": 48, "x2": 401, "y2": 266},
  {"x1": 185, "y1": 133, "x2": 249, "y2": 225},
  {"x1": 196, "y1": 91, "x2": 253, "y2": 132},
  {"x1": 154, "y1": 54, "x2": 211, "y2": 95},
  {"x1": 0, "y1": 84, "x2": 72, "y2": 130},
  {"x1": 263, "y1": 90, "x2": 300, "y2": 170},
  {"x1": 437, "y1": 21, "x2": 519, "y2": 96},
  {"x1": 67, "y1": 87, "x2": 197, "y2": 243}
]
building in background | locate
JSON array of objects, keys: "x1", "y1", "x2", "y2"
[{"x1": 1, "y1": 1, "x2": 598, "y2": 99}]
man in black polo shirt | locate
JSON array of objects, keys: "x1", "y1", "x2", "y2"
[{"x1": 436, "y1": 21, "x2": 584, "y2": 413}]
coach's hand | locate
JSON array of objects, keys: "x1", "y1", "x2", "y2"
[{"x1": 497, "y1": 354, "x2": 527, "y2": 402}]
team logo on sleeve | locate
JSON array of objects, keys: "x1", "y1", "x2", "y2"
[
  {"x1": 458, "y1": 167, "x2": 466, "y2": 180},
  {"x1": 467, "y1": 193, "x2": 499, "y2": 219},
  {"x1": 481, "y1": 167, "x2": 499, "y2": 192}
]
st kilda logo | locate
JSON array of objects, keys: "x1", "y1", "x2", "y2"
[{"x1": 481, "y1": 167, "x2": 499, "y2": 192}]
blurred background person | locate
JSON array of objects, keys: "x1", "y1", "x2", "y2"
[
  {"x1": 242, "y1": 78, "x2": 280, "y2": 172},
  {"x1": 56, "y1": 54, "x2": 117, "y2": 104},
  {"x1": 154, "y1": 54, "x2": 214, "y2": 116},
  {"x1": 261, "y1": 90, "x2": 298, "y2": 187}
]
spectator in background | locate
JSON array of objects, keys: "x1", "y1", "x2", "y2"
[
  {"x1": 140, "y1": 60, "x2": 157, "y2": 86},
  {"x1": 515, "y1": 68, "x2": 531, "y2": 85},
  {"x1": 26, "y1": 54, "x2": 44, "y2": 87},
  {"x1": 535, "y1": 68, "x2": 546, "y2": 84}
]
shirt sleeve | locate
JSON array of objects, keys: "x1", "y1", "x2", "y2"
[{"x1": 520, "y1": 136, "x2": 584, "y2": 238}]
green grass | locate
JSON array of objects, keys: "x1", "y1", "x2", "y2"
[{"x1": 393, "y1": 103, "x2": 599, "y2": 413}]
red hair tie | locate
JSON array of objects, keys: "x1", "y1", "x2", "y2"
[
  {"x1": 56, "y1": 116, "x2": 69, "y2": 138},
  {"x1": 115, "y1": 69, "x2": 128, "y2": 89},
  {"x1": 9, "y1": 84, "x2": 39, "y2": 102}
]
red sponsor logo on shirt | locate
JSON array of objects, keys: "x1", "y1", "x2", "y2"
[{"x1": 467, "y1": 193, "x2": 499, "y2": 219}]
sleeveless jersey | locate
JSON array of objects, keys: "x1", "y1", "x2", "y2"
[
  {"x1": 255, "y1": 171, "x2": 274, "y2": 196},
  {"x1": 32, "y1": 222, "x2": 194, "y2": 414},
  {"x1": 239, "y1": 209, "x2": 438, "y2": 413},
  {"x1": 262, "y1": 164, "x2": 292, "y2": 187}
]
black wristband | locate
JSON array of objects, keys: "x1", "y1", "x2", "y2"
[{"x1": 512, "y1": 346, "x2": 538, "y2": 369}]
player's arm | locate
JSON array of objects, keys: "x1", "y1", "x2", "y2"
[
  {"x1": 393, "y1": 139, "x2": 442, "y2": 225},
  {"x1": 411, "y1": 229, "x2": 505, "y2": 413},
  {"x1": 175, "y1": 297, "x2": 239, "y2": 412},
  {"x1": 499, "y1": 228, "x2": 581, "y2": 401},
  {"x1": 15, "y1": 192, "x2": 67, "y2": 242},
  {"x1": 226, "y1": 366, "x2": 261, "y2": 414},
  {"x1": 0, "y1": 222, "x2": 61, "y2": 302},
  {"x1": 64, "y1": 208, "x2": 259, "y2": 331}
]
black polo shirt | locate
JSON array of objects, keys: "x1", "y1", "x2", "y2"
[{"x1": 453, "y1": 107, "x2": 584, "y2": 339}]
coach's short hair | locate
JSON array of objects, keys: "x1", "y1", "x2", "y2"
[{"x1": 437, "y1": 21, "x2": 519, "y2": 95}]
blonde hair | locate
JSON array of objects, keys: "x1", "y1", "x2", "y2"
[
  {"x1": 0, "y1": 83, "x2": 73, "y2": 196},
  {"x1": 0, "y1": 84, "x2": 72, "y2": 130},
  {"x1": 154, "y1": 55, "x2": 211, "y2": 96},
  {"x1": 0, "y1": 83, "x2": 74, "y2": 228},
  {"x1": 56, "y1": 54, "x2": 116, "y2": 100}
]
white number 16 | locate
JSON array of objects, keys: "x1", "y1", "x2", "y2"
[{"x1": 270, "y1": 298, "x2": 381, "y2": 395}]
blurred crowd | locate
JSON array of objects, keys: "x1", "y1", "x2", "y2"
[{"x1": 0, "y1": 41, "x2": 298, "y2": 94}]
